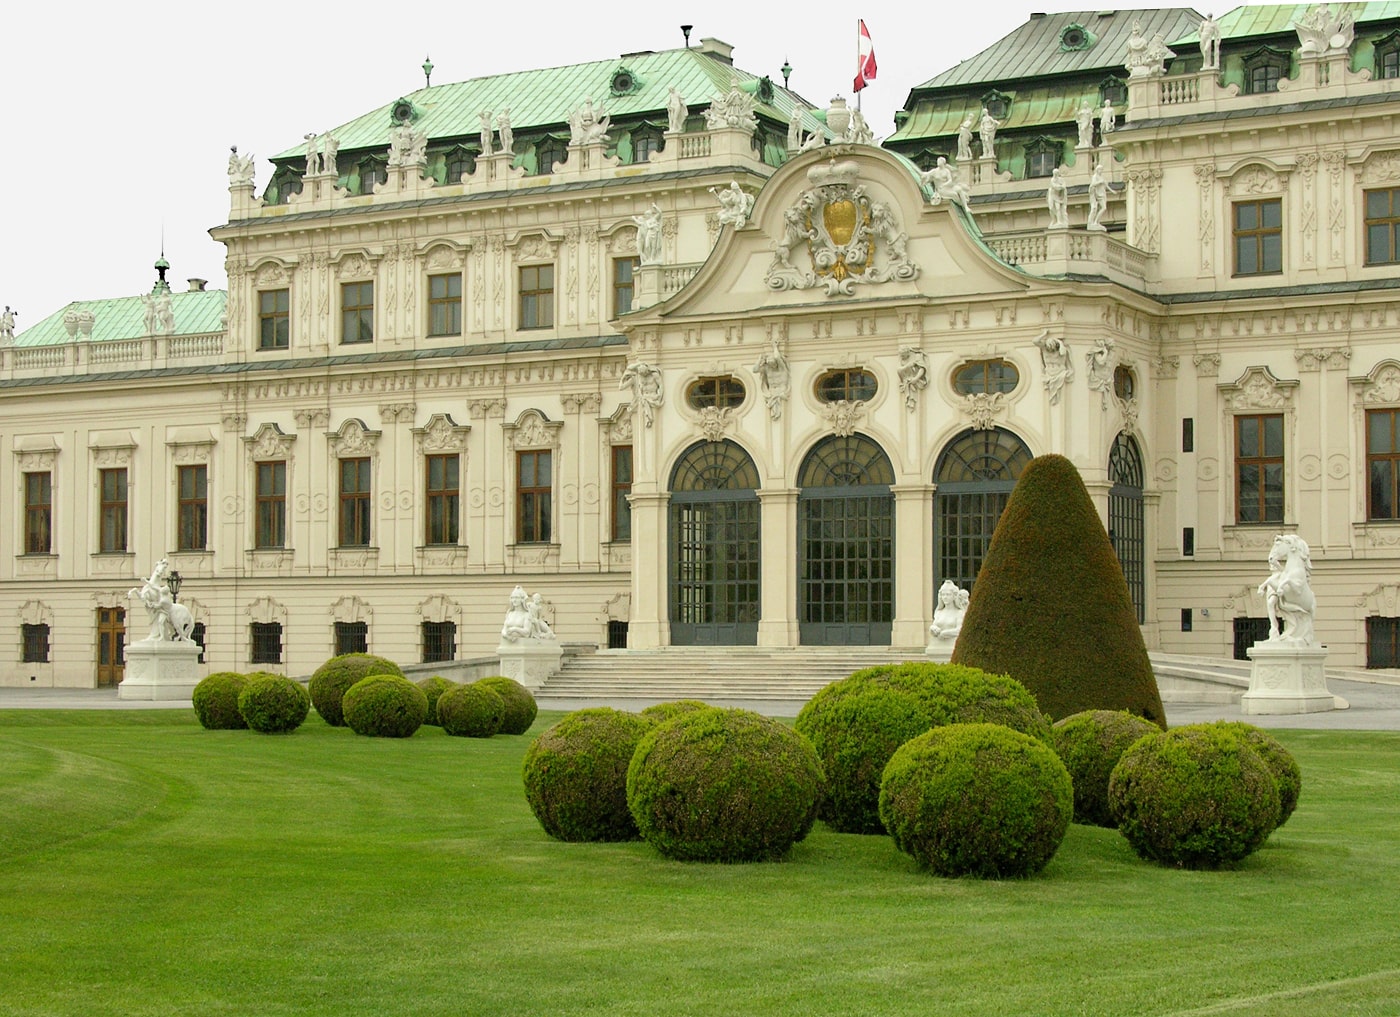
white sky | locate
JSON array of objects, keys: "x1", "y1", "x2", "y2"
[{"x1": 0, "y1": 2, "x2": 1166, "y2": 328}]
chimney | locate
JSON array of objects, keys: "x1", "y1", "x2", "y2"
[
  {"x1": 698, "y1": 38, "x2": 734, "y2": 65},
  {"x1": 188, "y1": 278, "x2": 207, "y2": 292}
]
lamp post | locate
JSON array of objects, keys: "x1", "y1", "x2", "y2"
[{"x1": 167, "y1": 570, "x2": 183, "y2": 603}]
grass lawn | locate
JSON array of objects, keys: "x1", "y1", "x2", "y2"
[{"x1": 1, "y1": 709, "x2": 1398, "y2": 1017}]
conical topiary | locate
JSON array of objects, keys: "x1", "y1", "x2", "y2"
[{"x1": 951, "y1": 454, "x2": 1165, "y2": 727}]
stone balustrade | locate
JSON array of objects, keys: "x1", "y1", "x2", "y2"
[
  {"x1": 0, "y1": 331, "x2": 227, "y2": 379},
  {"x1": 987, "y1": 229, "x2": 1155, "y2": 287}
]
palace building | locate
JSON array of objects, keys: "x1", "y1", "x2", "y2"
[{"x1": 4, "y1": 6, "x2": 1400, "y2": 688}]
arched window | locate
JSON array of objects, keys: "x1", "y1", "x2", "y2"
[
  {"x1": 953, "y1": 359, "x2": 1019, "y2": 395},
  {"x1": 797, "y1": 434, "x2": 896, "y2": 645},
  {"x1": 933, "y1": 428, "x2": 1033, "y2": 591},
  {"x1": 1108, "y1": 432, "x2": 1146, "y2": 624},
  {"x1": 816, "y1": 369, "x2": 878, "y2": 403},
  {"x1": 686, "y1": 377, "x2": 746, "y2": 410},
  {"x1": 668, "y1": 441, "x2": 761, "y2": 645}
]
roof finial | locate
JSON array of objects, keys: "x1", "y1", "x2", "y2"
[
  {"x1": 781, "y1": 57, "x2": 792, "y2": 88},
  {"x1": 681, "y1": 24, "x2": 693, "y2": 48},
  {"x1": 154, "y1": 229, "x2": 171, "y2": 293},
  {"x1": 422, "y1": 54, "x2": 434, "y2": 87}
]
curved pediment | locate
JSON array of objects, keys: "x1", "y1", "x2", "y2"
[{"x1": 630, "y1": 145, "x2": 1030, "y2": 323}]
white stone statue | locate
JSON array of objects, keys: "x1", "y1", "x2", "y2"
[
  {"x1": 957, "y1": 117, "x2": 974, "y2": 162},
  {"x1": 0, "y1": 305, "x2": 16, "y2": 345},
  {"x1": 479, "y1": 110, "x2": 494, "y2": 156},
  {"x1": 1033, "y1": 331, "x2": 1074, "y2": 405},
  {"x1": 1258, "y1": 534, "x2": 1317, "y2": 645},
  {"x1": 527, "y1": 593, "x2": 556, "y2": 640},
  {"x1": 711, "y1": 182, "x2": 754, "y2": 229},
  {"x1": 1100, "y1": 99, "x2": 1116, "y2": 134},
  {"x1": 322, "y1": 133, "x2": 340, "y2": 176},
  {"x1": 751, "y1": 339, "x2": 791, "y2": 420},
  {"x1": 304, "y1": 132, "x2": 320, "y2": 176},
  {"x1": 1200, "y1": 13, "x2": 1222, "y2": 70},
  {"x1": 155, "y1": 291, "x2": 175, "y2": 336},
  {"x1": 787, "y1": 110, "x2": 804, "y2": 152},
  {"x1": 1125, "y1": 21, "x2": 1152, "y2": 77},
  {"x1": 978, "y1": 107, "x2": 1000, "y2": 160},
  {"x1": 128, "y1": 559, "x2": 194, "y2": 643},
  {"x1": 620, "y1": 361, "x2": 664, "y2": 427},
  {"x1": 227, "y1": 146, "x2": 255, "y2": 186},
  {"x1": 1295, "y1": 4, "x2": 1355, "y2": 56},
  {"x1": 1086, "y1": 163, "x2": 1109, "y2": 232},
  {"x1": 920, "y1": 157, "x2": 972, "y2": 213},
  {"x1": 1086, "y1": 336, "x2": 1116, "y2": 408},
  {"x1": 500, "y1": 585, "x2": 533, "y2": 642},
  {"x1": 702, "y1": 85, "x2": 759, "y2": 134},
  {"x1": 667, "y1": 87, "x2": 688, "y2": 134},
  {"x1": 798, "y1": 129, "x2": 825, "y2": 153},
  {"x1": 496, "y1": 109, "x2": 513, "y2": 156},
  {"x1": 1145, "y1": 33, "x2": 1176, "y2": 74},
  {"x1": 141, "y1": 294, "x2": 157, "y2": 335},
  {"x1": 845, "y1": 109, "x2": 874, "y2": 145},
  {"x1": 632, "y1": 203, "x2": 663, "y2": 265},
  {"x1": 568, "y1": 98, "x2": 610, "y2": 145},
  {"x1": 929, "y1": 581, "x2": 970, "y2": 642},
  {"x1": 1047, "y1": 166, "x2": 1069, "y2": 228},
  {"x1": 898, "y1": 346, "x2": 929, "y2": 411},
  {"x1": 388, "y1": 125, "x2": 427, "y2": 166},
  {"x1": 1075, "y1": 103, "x2": 1095, "y2": 148}
]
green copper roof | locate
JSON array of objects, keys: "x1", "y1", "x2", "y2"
[
  {"x1": 1171, "y1": 2, "x2": 1400, "y2": 45},
  {"x1": 887, "y1": 83, "x2": 1106, "y2": 145},
  {"x1": 910, "y1": 9, "x2": 1204, "y2": 91},
  {"x1": 274, "y1": 45, "x2": 817, "y2": 161},
  {"x1": 16, "y1": 289, "x2": 227, "y2": 347}
]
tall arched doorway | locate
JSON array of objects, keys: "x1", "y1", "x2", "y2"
[
  {"x1": 933, "y1": 427, "x2": 1033, "y2": 591},
  {"x1": 798, "y1": 434, "x2": 896, "y2": 645},
  {"x1": 1108, "y1": 432, "x2": 1146, "y2": 624},
  {"x1": 668, "y1": 440, "x2": 761, "y2": 645}
]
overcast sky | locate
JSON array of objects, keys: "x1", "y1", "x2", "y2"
[{"x1": 0, "y1": 2, "x2": 1167, "y2": 328}]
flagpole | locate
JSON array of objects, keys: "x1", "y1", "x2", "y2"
[{"x1": 856, "y1": 19, "x2": 862, "y2": 112}]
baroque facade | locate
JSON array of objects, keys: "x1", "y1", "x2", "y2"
[{"x1": 4, "y1": 8, "x2": 1400, "y2": 687}]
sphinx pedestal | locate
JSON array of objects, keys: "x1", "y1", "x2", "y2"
[
  {"x1": 118, "y1": 640, "x2": 201, "y2": 701},
  {"x1": 1241, "y1": 642, "x2": 1336, "y2": 715},
  {"x1": 496, "y1": 639, "x2": 563, "y2": 692},
  {"x1": 925, "y1": 637, "x2": 955, "y2": 663}
]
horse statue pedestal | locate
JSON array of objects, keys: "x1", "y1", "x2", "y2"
[
  {"x1": 1241, "y1": 642, "x2": 1339, "y2": 715},
  {"x1": 118, "y1": 639, "x2": 202, "y2": 702},
  {"x1": 495, "y1": 639, "x2": 562, "y2": 693}
]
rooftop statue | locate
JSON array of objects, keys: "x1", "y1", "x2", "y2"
[
  {"x1": 1076, "y1": 102, "x2": 1095, "y2": 148},
  {"x1": 1258, "y1": 534, "x2": 1317, "y2": 645},
  {"x1": 702, "y1": 85, "x2": 759, "y2": 134},
  {"x1": 1295, "y1": 3, "x2": 1355, "y2": 55},
  {"x1": 128, "y1": 559, "x2": 195, "y2": 644},
  {"x1": 751, "y1": 339, "x2": 791, "y2": 420},
  {"x1": 141, "y1": 293, "x2": 157, "y2": 335},
  {"x1": 496, "y1": 108, "x2": 514, "y2": 156},
  {"x1": 304, "y1": 132, "x2": 321, "y2": 176},
  {"x1": 388, "y1": 124, "x2": 427, "y2": 166},
  {"x1": 227, "y1": 145, "x2": 256, "y2": 187},
  {"x1": 479, "y1": 110, "x2": 494, "y2": 157},
  {"x1": 568, "y1": 98, "x2": 610, "y2": 146},
  {"x1": 632, "y1": 202, "x2": 663, "y2": 264},
  {"x1": 1047, "y1": 166, "x2": 1069, "y2": 229},
  {"x1": 798, "y1": 128, "x2": 825, "y2": 153},
  {"x1": 322, "y1": 133, "x2": 340, "y2": 176},
  {"x1": 1086, "y1": 163, "x2": 1108, "y2": 232},
  {"x1": 711, "y1": 181, "x2": 755, "y2": 229},
  {"x1": 1199, "y1": 13, "x2": 1222, "y2": 70},
  {"x1": 667, "y1": 87, "x2": 688, "y2": 134},
  {"x1": 1145, "y1": 32, "x2": 1176, "y2": 74},
  {"x1": 978, "y1": 107, "x2": 1000, "y2": 159},
  {"x1": 1100, "y1": 98, "x2": 1116, "y2": 134},
  {"x1": 845, "y1": 109, "x2": 874, "y2": 145},
  {"x1": 0, "y1": 305, "x2": 16, "y2": 345},
  {"x1": 920, "y1": 157, "x2": 972, "y2": 213},
  {"x1": 957, "y1": 117, "x2": 974, "y2": 162},
  {"x1": 1125, "y1": 21, "x2": 1152, "y2": 76}
]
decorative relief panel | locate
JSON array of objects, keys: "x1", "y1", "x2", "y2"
[
  {"x1": 334, "y1": 251, "x2": 376, "y2": 279},
  {"x1": 413, "y1": 413, "x2": 470, "y2": 453},
  {"x1": 330, "y1": 595, "x2": 372, "y2": 624},
  {"x1": 962, "y1": 392, "x2": 1006, "y2": 431},
  {"x1": 253, "y1": 261, "x2": 290, "y2": 287},
  {"x1": 1358, "y1": 361, "x2": 1400, "y2": 405},
  {"x1": 327, "y1": 418, "x2": 382, "y2": 457},
  {"x1": 1085, "y1": 338, "x2": 1117, "y2": 410},
  {"x1": 696, "y1": 406, "x2": 733, "y2": 442},
  {"x1": 423, "y1": 244, "x2": 466, "y2": 272},
  {"x1": 1294, "y1": 347, "x2": 1350, "y2": 372},
  {"x1": 1220, "y1": 366, "x2": 1298, "y2": 411},
  {"x1": 822, "y1": 399, "x2": 866, "y2": 437},
  {"x1": 600, "y1": 405, "x2": 633, "y2": 444},
  {"x1": 503, "y1": 409, "x2": 563, "y2": 450},
  {"x1": 245, "y1": 423, "x2": 295, "y2": 461},
  {"x1": 1360, "y1": 150, "x2": 1400, "y2": 184},
  {"x1": 1193, "y1": 352, "x2": 1221, "y2": 378}
]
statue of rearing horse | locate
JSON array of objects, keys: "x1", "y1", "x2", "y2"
[{"x1": 1257, "y1": 534, "x2": 1317, "y2": 646}]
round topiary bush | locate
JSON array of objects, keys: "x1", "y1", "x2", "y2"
[
  {"x1": 238, "y1": 674, "x2": 310, "y2": 734},
  {"x1": 191, "y1": 672, "x2": 249, "y2": 730},
  {"x1": 342, "y1": 674, "x2": 429, "y2": 738},
  {"x1": 879, "y1": 722, "x2": 1073, "y2": 878},
  {"x1": 437, "y1": 683, "x2": 505, "y2": 738},
  {"x1": 415, "y1": 676, "x2": 457, "y2": 726},
  {"x1": 1209, "y1": 722, "x2": 1302, "y2": 829},
  {"x1": 796, "y1": 686, "x2": 931, "y2": 834},
  {"x1": 1108, "y1": 725, "x2": 1281, "y2": 869},
  {"x1": 627, "y1": 707, "x2": 825, "y2": 862},
  {"x1": 308, "y1": 654, "x2": 405, "y2": 727},
  {"x1": 1052, "y1": 710, "x2": 1161, "y2": 827},
  {"x1": 523, "y1": 708, "x2": 653, "y2": 842},
  {"x1": 474, "y1": 676, "x2": 537, "y2": 735},
  {"x1": 639, "y1": 699, "x2": 711, "y2": 724}
]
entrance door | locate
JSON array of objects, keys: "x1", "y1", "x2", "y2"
[
  {"x1": 798, "y1": 435, "x2": 895, "y2": 646},
  {"x1": 96, "y1": 607, "x2": 125, "y2": 687},
  {"x1": 668, "y1": 440, "x2": 761, "y2": 645}
]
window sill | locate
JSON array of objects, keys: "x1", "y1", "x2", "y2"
[
  {"x1": 426, "y1": 332, "x2": 462, "y2": 339},
  {"x1": 340, "y1": 339, "x2": 374, "y2": 346},
  {"x1": 256, "y1": 345, "x2": 290, "y2": 353}
]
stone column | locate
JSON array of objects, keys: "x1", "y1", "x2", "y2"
[
  {"x1": 892, "y1": 484, "x2": 936, "y2": 648},
  {"x1": 757, "y1": 488, "x2": 799, "y2": 647},
  {"x1": 626, "y1": 491, "x2": 671, "y2": 647}
]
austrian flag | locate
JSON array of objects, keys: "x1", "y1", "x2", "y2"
[{"x1": 854, "y1": 20, "x2": 877, "y2": 92}]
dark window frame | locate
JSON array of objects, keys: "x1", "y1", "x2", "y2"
[
  {"x1": 99, "y1": 467, "x2": 128, "y2": 553},
  {"x1": 254, "y1": 461, "x2": 287, "y2": 550},
  {"x1": 1367, "y1": 408, "x2": 1400, "y2": 521},
  {"x1": 258, "y1": 289, "x2": 290, "y2": 350},
  {"x1": 250, "y1": 621, "x2": 283, "y2": 665},
  {"x1": 24, "y1": 471, "x2": 51, "y2": 555},
  {"x1": 341, "y1": 281, "x2": 374, "y2": 344},
  {"x1": 425, "y1": 453, "x2": 460, "y2": 546},
  {"x1": 517, "y1": 449, "x2": 553, "y2": 544},
  {"x1": 21, "y1": 622, "x2": 50, "y2": 664},
  {"x1": 334, "y1": 620, "x2": 368, "y2": 656},
  {"x1": 1023, "y1": 137, "x2": 1063, "y2": 179},
  {"x1": 1235, "y1": 413, "x2": 1285, "y2": 524},
  {"x1": 1242, "y1": 46, "x2": 1291, "y2": 94},
  {"x1": 422, "y1": 620, "x2": 457, "y2": 664},
  {"x1": 1233, "y1": 198, "x2": 1283, "y2": 277},
  {"x1": 685, "y1": 376, "x2": 747, "y2": 410},
  {"x1": 1365, "y1": 187, "x2": 1400, "y2": 266},
  {"x1": 815, "y1": 368, "x2": 878, "y2": 403},
  {"x1": 953, "y1": 359, "x2": 1020, "y2": 395},
  {"x1": 427, "y1": 273, "x2": 463, "y2": 336},
  {"x1": 176, "y1": 464, "x2": 208, "y2": 552},
  {"x1": 338, "y1": 457, "x2": 372, "y2": 547},
  {"x1": 613, "y1": 256, "x2": 639, "y2": 316},
  {"x1": 612, "y1": 445, "x2": 633, "y2": 542},
  {"x1": 518, "y1": 264, "x2": 555, "y2": 330}
]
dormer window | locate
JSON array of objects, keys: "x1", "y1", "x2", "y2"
[
  {"x1": 1375, "y1": 31, "x2": 1400, "y2": 78},
  {"x1": 1099, "y1": 76, "x2": 1128, "y2": 106},
  {"x1": 630, "y1": 128, "x2": 664, "y2": 164},
  {"x1": 1060, "y1": 23, "x2": 1095, "y2": 51},
  {"x1": 1024, "y1": 138, "x2": 1062, "y2": 179},
  {"x1": 355, "y1": 158, "x2": 386, "y2": 195},
  {"x1": 1243, "y1": 46, "x2": 1291, "y2": 94},
  {"x1": 981, "y1": 90, "x2": 1011, "y2": 120}
]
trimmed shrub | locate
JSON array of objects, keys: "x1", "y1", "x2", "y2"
[
  {"x1": 309, "y1": 654, "x2": 405, "y2": 727},
  {"x1": 343, "y1": 675, "x2": 428, "y2": 738},
  {"x1": 796, "y1": 662, "x2": 1050, "y2": 834},
  {"x1": 627, "y1": 707, "x2": 824, "y2": 863},
  {"x1": 238, "y1": 674, "x2": 310, "y2": 734},
  {"x1": 475, "y1": 676, "x2": 537, "y2": 735},
  {"x1": 1108, "y1": 725, "x2": 1280, "y2": 869},
  {"x1": 1052, "y1": 710, "x2": 1161, "y2": 827},
  {"x1": 639, "y1": 700, "x2": 711, "y2": 724},
  {"x1": 415, "y1": 676, "x2": 457, "y2": 726},
  {"x1": 1209, "y1": 721, "x2": 1303, "y2": 829},
  {"x1": 879, "y1": 722, "x2": 1073, "y2": 878},
  {"x1": 523, "y1": 708, "x2": 652, "y2": 842},
  {"x1": 191, "y1": 672, "x2": 249, "y2": 730},
  {"x1": 952, "y1": 454, "x2": 1166, "y2": 727},
  {"x1": 438, "y1": 683, "x2": 505, "y2": 738}
]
